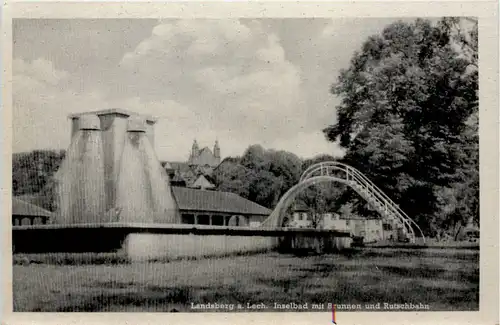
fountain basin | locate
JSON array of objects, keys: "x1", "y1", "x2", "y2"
[{"x1": 12, "y1": 223, "x2": 352, "y2": 261}]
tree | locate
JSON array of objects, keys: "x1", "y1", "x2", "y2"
[
  {"x1": 435, "y1": 110, "x2": 479, "y2": 234},
  {"x1": 12, "y1": 150, "x2": 66, "y2": 196},
  {"x1": 323, "y1": 18, "x2": 478, "y2": 235},
  {"x1": 240, "y1": 145, "x2": 270, "y2": 171},
  {"x1": 215, "y1": 145, "x2": 303, "y2": 208},
  {"x1": 213, "y1": 159, "x2": 254, "y2": 198},
  {"x1": 293, "y1": 182, "x2": 344, "y2": 229},
  {"x1": 301, "y1": 154, "x2": 338, "y2": 172},
  {"x1": 298, "y1": 185, "x2": 327, "y2": 229},
  {"x1": 267, "y1": 150, "x2": 303, "y2": 203}
]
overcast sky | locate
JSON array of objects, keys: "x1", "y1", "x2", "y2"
[{"x1": 13, "y1": 18, "x2": 412, "y2": 162}]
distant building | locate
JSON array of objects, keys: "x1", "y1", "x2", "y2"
[
  {"x1": 188, "y1": 139, "x2": 221, "y2": 167},
  {"x1": 455, "y1": 216, "x2": 479, "y2": 241},
  {"x1": 159, "y1": 141, "x2": 272, "y2": 226},
  {"x1": 12, "y1": 197, "x2": 52, "y2": 226},
  {"x1": 288, "y1": 203, "x2": 404, "y2": 243},
  {"x1": 162, "y1": 139, "x2": 221, "y2": 189}
]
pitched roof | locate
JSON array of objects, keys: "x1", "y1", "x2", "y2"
[
  {"x1": 464, "y1": 226, "x2": 479, "y2": 233},
  {"x1": 170, "y1": 161, "x2": 186, "y2": 168},
  {"x1": 169, "y1": 162, "x2": 192, "y2": 173},
  {"x1": 212, "y1": 157, "x2": 241, "y2": 171},
  {"x1": 293, "y1": 201, "x2": 310, "y2": 212},
  {"x1": 171, "y1": 173, "x2": 186, "y2": 183},
  {"x1": 199, "y1": 147, "x2": 213, "y2": 155},
  {"x1": 13, "y1": 188, "x2": 271, "y2": 218},
  {"x1": 191, "y1": 175, "x2": 215, "y2": 189},
  {"x1": 172, "y1": 187, "x2": 271, "y2": 216},
  {"x1": 12, "y1": 197, "x2": 52, "y2": 217},
  {"x1": 203, "y1": 173, "x2": 216, "y2": 184}
]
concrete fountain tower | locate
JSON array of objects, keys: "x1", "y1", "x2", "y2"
[
  {"x1": 68, "y1": 109, "x2": 156, "y2": 214},
  {"x1": 55, "y1": 108, "x2": 181, "y2": 224}
]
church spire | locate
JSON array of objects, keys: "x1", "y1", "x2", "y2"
[
  {"x1": 214, "y1": 139, "x2": 220, "y2": 160},
  {"x1": 191, "y1": 139, "x2": 199, "y2": 159}
]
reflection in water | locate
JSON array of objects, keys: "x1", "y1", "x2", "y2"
[
  {"x1": 116, "y1": 131, "x2": 180, "y2": 224},
  {"x1": 54, "y1": 130, "x2": 106, "y2": 224}
]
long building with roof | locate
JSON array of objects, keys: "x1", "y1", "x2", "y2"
[
  {"x1": 13, "y1": 187, "x2": 271, "y2": 227},
  {"x1": 12, "y1": 197, "x2": 52, "y2": 226},
  {"x1": 172, "y1": 186, "x2": 270, "y2": 227}
]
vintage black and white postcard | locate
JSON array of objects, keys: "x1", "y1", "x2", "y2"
[{"x1": 2, "y1": 1, "x2": 499, "y2": 325}]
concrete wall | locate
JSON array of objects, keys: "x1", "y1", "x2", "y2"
[
  {"x1": 122, "y1": 233, "x2": 276, "y2": 262},
  {"x1": 99, "y1": 114, "x2": 116, "y2": 212},
  {"x1": 248, "y1": 215, "x2": 267, "y2": 227},
  {"x1": 280, "y1": 235, "x2": 353, "y2": 253},
  {"x1": 122, "y1": 232, "x2": 353, "y2": 262},
  {"x1": 146, "y1": 120, "x2": 155, "y2": 146},
  {"x1": 108, "y1": 115, "x2": 128, "y2": 211}
]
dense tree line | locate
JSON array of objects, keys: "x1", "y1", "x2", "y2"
[
  {"x1": 323, "y1": 18, "x2": 478, "y2": 236},
  {"x1": 13, "y1": 147, "x2": 340, "y2": 214},
  {"x1": 213, "y1": 145, "x2": 304, "y2": 209},
  {"x1": 13, "y1": 150, "x2": 66, "y2": 196}
]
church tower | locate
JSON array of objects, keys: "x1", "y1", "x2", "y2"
[
  {"x1": 191, "y1": 139, "x2": 199, "y2": 161},
  {"x1": 214, "y1": 140, "x2": 221, "y2": 163}
]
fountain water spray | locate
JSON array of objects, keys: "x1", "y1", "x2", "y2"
[
  {"x1": 116, "y1": 115, "x2": 180, "y2": 224},
  {"x1": 53, "y1": 114, "x2": 106, "y2": 224}
]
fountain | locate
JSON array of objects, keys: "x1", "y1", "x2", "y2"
[
  {"x1": 12, "y1": 108, "x2": 352, "y2": 260},
  {"x1": 115, "y1": 116, "x2": 180, "y2": 224},
  {"x1": 53, "y1": 114, "x2": 107, "y2": 224},
  {"x1": 51, "y1": 109, "x2": 181, "y2": 226}
]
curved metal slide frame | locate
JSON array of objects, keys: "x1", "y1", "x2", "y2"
[{"x1": 261, "y1": 161, "x2": 426, "y2": 244}]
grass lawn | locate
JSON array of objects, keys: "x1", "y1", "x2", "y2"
[{"x1": 12, "y1": 248, "x2": 478, "y2": 312}]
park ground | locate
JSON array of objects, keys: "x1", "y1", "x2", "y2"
[{"x1": 13, "y1": 247, "x2": 478, "y2": 312}]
